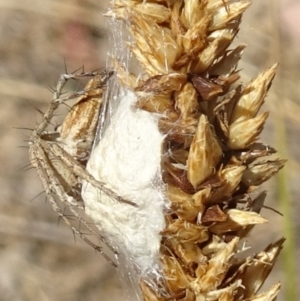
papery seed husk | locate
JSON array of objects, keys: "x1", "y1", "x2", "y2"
[
  {"x1": 192, "y1": 26, "x2": 239, "y2": 73},
  {"x1": 174, "y1": 82, "x2": 199, "y2": 120},
  {"x1": 112, "y1": 57, "x2": 138, "y2": 88},
  {"x1": 237, "y1": 239, "x2": 284, "y2": 298},
  {"x1": 136, "y1": 94, "x2": 174, "y2": 114},
  {"x1": 167, "y1": 185, "x2": 204, "y2": 221},
  {"x1": 160, "y1": 254, "x2": 191, "y2": 293},
  {"x1": 110, "y1": 1, "x2": 171, "y2": 24},
  {"x1": 209, "y1": 209, "x2": 268, "y2": 235},
  {"x1": 231, "y1": 64, "x2": 277, "y2": 124},
  {"x1": 187, "y1": 114, "x2": 222, "y2": 188},
  {"x1": 210, "y1": 44, "x2": 246, "y2": 76},
  {"x1": 163, "y1": 219, "x2": 209, "y2": 243},
  {"x1": 209, "y1": 1, "x2": 251, "y2": 30},
  {"x1": 182, "y1": 0, "x2": 207, "y2": 29},
  {"x1": 182, "y1": 16, "x2": 210, "y2": 53},
  {"x1": 206, "y1": 280, "x2": 242, "y2": 301},
  {"x1": 169, "y1": 239, "x2": 207, "y2": 268},
  {"x1": 228, "y1": 112, "x2": 269, "y2": 150},
  {"x1": 246, "y1": 283, "x2": 280, "y2": 301},
  {"x1": 193, "y1": 237, "x2": 239, "y2": 292},
  {"x1": 242, "y1": 159, "x2": 286, "y2": 186},
  {"x1": 209, "y1": 165, "x2": 246, "y2": 202},
  {"x1": 130, "y1": 15, "x2": 181, "y2": 73},
  {"x1": 136, "y1": 73, "x2": 187, "y2": 94}
]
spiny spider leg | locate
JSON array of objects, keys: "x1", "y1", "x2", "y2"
[
  {"x1": 28, "y1": 69, "x2": 130, "y2": 266},
  {"x1": 49, "y1": 143, "x2": 137, "y2": 206},
  {"x1": 29, "y1": 140, "x2": 118, "y2": 266}
]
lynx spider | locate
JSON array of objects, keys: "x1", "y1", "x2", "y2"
[{"x1": 29, "y1": 69, "x2": 131, "y2": 266}]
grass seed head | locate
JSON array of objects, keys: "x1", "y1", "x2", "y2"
[{"x1": 105, "y1": 0, "x2": 285, "y2": 300}]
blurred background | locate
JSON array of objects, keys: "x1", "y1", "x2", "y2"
[{"x1": 0, "y1": 0, "x2": 299, "y2": 300}]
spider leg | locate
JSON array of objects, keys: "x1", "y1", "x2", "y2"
[
  {"x1": 49, "y1": 142, "x2": 137, "y2": 207},
  {"x1": 29, "y1": 138, "x2": 118, "y2": 266},
  {"x1": 28, "y1": 69, "x2": 120, "y2": 266}
]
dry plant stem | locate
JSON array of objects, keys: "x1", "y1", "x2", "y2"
[
  {"x1": 29, "y1": 70, "x2": 123, "y2": 266},
  {"x1": 105, "y1": 0, "x2": 286, "y2": 300}
]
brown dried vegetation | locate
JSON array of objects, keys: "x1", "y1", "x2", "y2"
[{"x1": 107, "y1": 1, "x2": 286, "y2": 300}]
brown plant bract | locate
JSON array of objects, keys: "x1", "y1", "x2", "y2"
[{"x1": 107, "y1": 0, "x2": 285, "y2": 301}]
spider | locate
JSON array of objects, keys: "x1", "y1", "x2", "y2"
[{"x1": 28, "y1": 69, "x2": 132, "y2": 266}]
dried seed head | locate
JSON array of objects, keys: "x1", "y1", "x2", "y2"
[{"x1": 101, "y1": 0, "x2": 285, "y2": 300}]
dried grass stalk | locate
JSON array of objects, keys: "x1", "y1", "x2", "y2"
[{"x1": 104, "y1": 1, "x2": 284, "y2": 300}]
